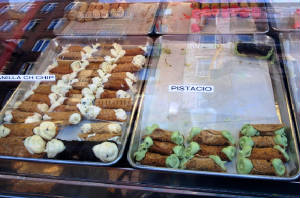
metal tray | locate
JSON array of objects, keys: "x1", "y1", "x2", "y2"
[
  {"x1": 0, "y1": 35, "x2": 153, "y2": 166},
  {"x1": 55, "y1": 3, "x2": 159, "y2": 36},
  {"x1": 279, "y1": 32, "x2": 300, "y2": 141},
  {"x1": 128, "y1": 34, "x2": 300, "y2": 181},
  {"x1": 267, "y1": 1, "x2": 300, "y2": 32},
  {"x1": 155, "y1": 2, "x2": 269, "y2": 34}
]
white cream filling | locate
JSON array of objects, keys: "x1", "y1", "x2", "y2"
[
  {"x1": 71, "y1": 61, "x2": 82, "y2": 72},
  {"x1": 82, "y1": 87, "x2": 94, "y2": 97},
  {"x1": 33, "y1": 121, "x2": 56, "y2": 140},
  {"x1": 97, "y1": 69, "x2": 111, "y2": 83},
  {"x1": 132, "y1": 55, "x2": 146, "y2": 68},
  {"x1": 92, "y1": 142, "x2": 118, "y2": 162},
  {"x1": 45, "y1": 139, "x2": 65, "y2": 158},
  {"x1": 24, "y1": 90, "x2": 34, "y2": 100},
  {"x1": 81, "y1": 97, "x2": 94, "y2": 106},
  {"x1": 76, "y1": 103, "x2": 88, "y2": 115},
  {"x1": 3, "y1": 110, "x2": 13, "y2": 122},
  {"x1": 86, "y1": 106, "x2": 101, "y2": 120},
  {"x1": 48, "y1": 97, "x2": 66, "y2": 112},
  {"x1": 37, "y1": 103, "x2": 49, "y2": 113},
  {"x1": 116, "y1": 90, "x2": 130, "y2": 98},
  {"x1": 24, "y1": 135, "x2": 46, "y2": 154},
  {"x1": 108, "y1": 123, "x2": 122, "y2": 133},
  {"x1": 95, "y1": 87, "x2": 104, "y2": 98},
  {"x1": 104, "y1": 55, "x2": 116, "y2": 64},
  {"x1": 0, "y1": 125, "x2": 10, "y2": 138},
  {"x1": 25, "y1": 113, "x2": 42, "y2": 123},
  {"x1": 81, "y1": 123, "x2": 91, "y2": 133},
  {"x1": 69, "y1": 113, "x2": 81, "y2": 124},
  {"x1": 13, "y1": 101, "x2": 22, "y2": 108},
  {"x1": 101, "y1": 62, "x2": 116, "y2": 73},
  {"x1": 88, "y1": 84, "x2": 98, "y2": 93},
  {"x1": 114, "y1": 109, "x2": 127, "y2": 120},
  {"x1": 126, "y1": 72, "x2": 137, "y2": 82},
  {"x1": 43, "y1": 114, "x2": 52, "y2": 120},
  {"x1": 92, "y1": 77, "x2": 103, "y2": 86},
  {"x1": 48, "y1": 93, "x2": 59, "y2": 105}
]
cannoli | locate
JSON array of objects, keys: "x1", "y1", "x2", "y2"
[
  {"x1": 138, "y1": 152, "x2": 180, "y2": 168},
  {"x1": 100, "y1": 3, "x2": 110, "y2": 18},
  {"x1": 0, "y1": 136, "x2": 42, "y2": 158},
  {"x1": 109, "y1": 72, "x2": 137, "y2": 82},
  {"x1": 77, "y1": 2, "x2": 88, "y2": 22},
  {"x1": 86, "y1": 62, "x2": 101, "y2": 70},
  {"x1": 87, "y1": 57, "x2": 104, "y2": 64},
  {"x1": 103, "y1": 79, "x2": 131, "y2": 91},
  {"x1": 240, "y1": 124, "x2": 286, "y2": 137},
  {"x1": 4, "y1": 110, "x2": 41, "y2": 123},
  {"x1": 239, "y1": 135, "x2": 288, "y2": 149},
  {"x1": 80, "y1": 122, "x2": 122, "y2": 134},
  {"x1": 239, "y1": 145, "x2": 289, "y2": 162},
  {"x1": 125, "y1": 48, "x2": 145, "y2": 56},
  {"x1": 45, "y1": 139, "x2": 65, "y2": 158},
  {"x1": 188, "y1": 127, "x2": 235, "y2": 146},
  {"x1": 53, "y1": 105, "x2": 78, "y2": 112},
  {"x1": 237, "y1": 157, "x2": 286, "y2": 176},
  {"x1": 110, "y1": 3, "x2": 119, "y2": 17},
  {"x1": 116, "y1": 56, "x2": 134, "y2": 64},
  {"x1": 63, "y1": 98, "x2": 80, "y2": 106},
  {"x1": 49, "y1": 65, "x2": 73, "y2": 75},
  {"x1": 43, "y1": 111, "x2": 81, "y2": 125},
  {"x1": 17, "y1": 101, "x2": 49, "y2": 114},
  {"x1": 115, "y1": 4, "x2": 126, "y2": 18},
  {"x1": 78, "y1": 132, "x2": 121, "y2": 141},
  {"x1": 96, "y1": 89, "x2": 117, "y2": 99},
  {"x1": 68, "y1": 89, "x2": 81, "y2": 94},
  {"x1": 92, "y1": 141, "x2": 119, "y2": 162},
  {"x1": 57, "y1": 60, "x2": 74, "y2": 67},
  {"x1": 95, "y1": 98, "x2": 132, "y2": 111},
  {"x1": 27, "y1": 94, "x2": 51, "y2": 106},
  {"x1": 72, "y1": 81, "x2": 89, "y2": 90},
  {"x1": 77, "y1": 70, "x2": 97, "y2": 78},
  {"x1": 58, "y1": 52, "x2": 82, "y2": 60},
  {"x1": 235, "y1": 43, "x2": 273, "y2": 60},
  {"x1": 85, "y1": 2, "x2": 97, "y2": 21},
  {"x1": 181, "y1": 155, "x2": 226, "y2": 172},
  {"x1": 96, "y1": 109, "x2": 127, "y2": 122},
  {"x1": 111, "y1": 63, "x2": 142, "y2": 73},
  {"x1": 143, "y1": 124, "x2": 184, "y2": 145},
  {"x1": 148, "y1": 140, "x2": 184, "y2": 156},
  {"x1": 32, "y1": 121, "x2": 61, "y2": 140},
  {"x1": 0, "y1": 122, "x2": 40, "y2": 137},
  {"x1": 196, "y1": 144, "x2": 236, "y2": 161},
  {"x1": 92, "y1": 3, "x2": 101, "y2": 20},
  {"x1": 66, "y1": 45, "x2": 83, "y2": 52},
  {"x1": 67, "y1": 94, "x2": 82, "y2": 99},
  {"x1": 34, "y1": 84, "x2": 52, "y2": 95}
]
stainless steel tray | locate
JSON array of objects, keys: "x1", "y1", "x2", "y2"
[
  {"x1": 128, "y1": 34, "x2": 300, "y2": 181},
  {"x1": 0, "y1": 35, "x2": 153, "y2": 166},
  {"x1": 279, "y1": 32, "x2": 300, "y2": 141},
  {"x1": 267, "y1": 1, "x2": 300, "y2": 32},
  {"x1": 55, "y1": 3, "x2": 159, "y2": 36},
  {"x1": 155, "y1": 2, "x2": 269, "y2": 34}
]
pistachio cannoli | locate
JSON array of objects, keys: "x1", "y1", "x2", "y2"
[
  {"x1": 239, "y1": 145, "x2": 289, "y2": 162},
  {"x1": 239, "y1": 135, "x2": 288, "y2": 149},
  {"x1": 17, "y1": 101, "x2": 49, "y2": 114},
  {"x1": 188, "y1": 127, "x2": 235, "y2": 146},
  {"x1": 185, "y1": 142, "x2": 236, "y2": 161},
  {"x1": 3, "y1": 110, "x2": 42, "y2": 123},
  {"x1": 181, "y1": 155, "x2": 227, "y2": 172},
  {"x1": 143, "y1": 124, "x2": 184, "y2": 145},
  {"x1": 240, "y1": 124, "x2": 286, "y2": 137},
  {"x1": 94, "y1": 98, "x2": 132, "y2": 112},
  {"x1": 237, "y1": 157, "x2": 286, "y2": 176},
  {"x1": 149, "y1": 140, "x2": 184, "y2": 157},
  {"x1": 43, "y1": 111, "x2": 81, "y2": 125}
]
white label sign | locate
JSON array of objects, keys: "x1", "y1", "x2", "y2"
[
  {"x1": 0, "y1": 75, "x2": 56, "y2": 82},
  {"x1": 168, "y1": 85, "x2": 214, "y2": 93}
]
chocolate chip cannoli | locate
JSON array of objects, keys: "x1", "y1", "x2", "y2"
[
  {"x1": 116, "y1": 56, "x2": 135, "y2": 64},
  {"x1": 103, "y1": 79, "x2": 133, "y2": 91},
  {"x1": 52, "y1": 105, "x2": 78, "y2": 112},
  {"x1": 94, "y1": 98, "x2": 132, "y2": 112},
  {"x1": 143, "y1": 124, "x2": 184, "y2": 145},
  {"x1": 237, "y1": 157, "x2": 286, "y2": 176},
  {"x1": 3, "y1": 110, "x2": 42, "y2": 123},
  {"x1": 43, "y1": 111, "x2": 81, "y2": 125},
  {"x1": 188, "y1": 127, "x2": 235, "y2": 146},
  {"x1": 34, "y1": 84, "x2": 52, "y2": 95},
  {"x1": 0, "y1": 122, "x2": 40, "y2": 137},
  {"x1": 239, "y1": 135, "x2": 288, "y2": 149},
  {"x1": 240, "y1": 124, "x2": 286, "y2": 137},
  {"x1": 27, "y1": 93, "x2": 51, "y2": 106},
  {"x1": 80, "y1": 122, "x2": 122, "y2": 134},
  {"x1": 78, "y1": 132, "x2": 121, "y2": 142},
  {"x1": 95, "y1": 89, "x2": 130, "y2": 99},
  {"x1": 16, "y1": 101, "x2": 49, "y2": 114}
]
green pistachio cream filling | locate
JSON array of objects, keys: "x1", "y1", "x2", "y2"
[
  {"x1": 222, "y1": 146, "x2": 236, "y2": 161},
  {"x1": 173, "y1": 145, "x2": 185, "y2": 158},
  {"x1": 221, "y1": 130, "x2": 235, "y2": 145},
  {"x1": 134, "y1": 136, "x2": 153, "y2": 161},
  {"x1": 237, "y1": 157, "x2": 253, "y2": 174},
  {"x1": 166, "y1": 154, "x2": 180, "y2": 169},
  {"x1": 274, "y1": 145, "x2": 289, "y2": 161},
  {"x1": 183, "y1": 142, "x2": 200, "y2": 159},
  {"x1": 274, "y1": 127, "x2": 286, "y2": 136},
  {"x1": 209, "y1": 155, "x2": 226, "y2": 171},
  {"x1": 145, "y1": 124, "x2": 159, "y2": 135},
  {"x1": 272, "y1": 158, "x2": 285, "y2": 176},
  {"x1": 239, "y1": 145, "x2": 253, "y2": 158},
  {"x1": 171, "y1": 130, "x2": 184, "y2": 145},
  {"x1": 239, "y1": 136, "x2": 254, "y2": 149},
  {"x1": 188, "y1": 127, "x2": 202, "y2": 142},
  {"x1": 241, "y1": 124, "x2": 259, "y2": 137},
  {"x1": 274, "y1": 134, "x2": 288, "y2": 148}
]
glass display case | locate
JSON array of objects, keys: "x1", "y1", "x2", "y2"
[{"x1": 0, "y1": 0, "x2": 299, "y2": 197}]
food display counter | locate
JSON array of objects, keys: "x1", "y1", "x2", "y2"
[{"x1": 0, "y1": 0, "x2": 299, "y2": 198}]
